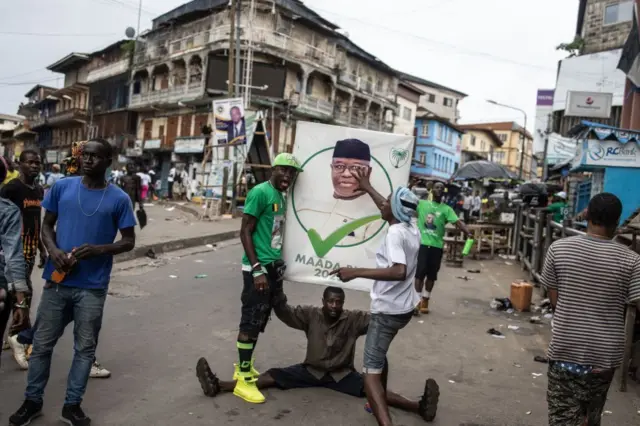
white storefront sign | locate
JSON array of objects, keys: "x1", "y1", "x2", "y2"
[
  {"x1": 565, "y1": 91, "x2": 613, "y2": 118},
  {"x1": 283, "y1": 122, "x2": 413, "y2": 292},
  {"x1": 575, "y1": 139, "x2": 640, "y2": 168},
  {"x1": 547, "y1": 133, "x2": 577, "y2": 164},
  {"x1": 174, "y1": 137, "x2": 205, "y2": 154},
  {"x1": 144, "y1": 139, "x2": 161, "y2": 150},
  {"x1": 46, "y1": 150, "x2": 58, "y2": 163}
]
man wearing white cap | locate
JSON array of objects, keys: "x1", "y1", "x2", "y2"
[{"x1": 547, "y1": 192, "x2": 568, "y2": 224}]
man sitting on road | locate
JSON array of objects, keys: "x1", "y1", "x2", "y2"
[{"x1": 196, "y1": 286, "x2": 437, "y2": 422}]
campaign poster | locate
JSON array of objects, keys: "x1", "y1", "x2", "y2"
[
  {"x1": 283, "y1": 122, "x2": 413, "y2": 292},
  {"x1": 213, "y1": 97, "x2": 246, "y2": 145}
]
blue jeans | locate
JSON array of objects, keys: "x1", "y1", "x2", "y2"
[
  {"x1": 25, "y1": 283, "x2": 106, "y2": 405},
  {"x1": 362, "y1": 312, "x2": 412, "y2": 374}
]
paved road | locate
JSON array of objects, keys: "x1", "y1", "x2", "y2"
[{"x1": 1, "y1": 242, "x2": 639, "y2": 425}]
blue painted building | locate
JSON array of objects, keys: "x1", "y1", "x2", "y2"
[{"x1": 411, "y1": 114, "x2": 463, "y2": 181}]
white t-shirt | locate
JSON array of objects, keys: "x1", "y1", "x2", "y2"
[
  {"x1": 472, "y1": 196, "x2": 482, "y2": 212},
  {"x1": 370, "y1": 222, "x2": 421, "y2": 315},
  {"x1": 463, "y1": 195, "x2": 472, "y2": 210},
  {"x1": 168, "y1": 167, "x2": 176, "y2": 183},
  {"x1": 137, "y1": 172, "x2": 151, "y2": 186}
]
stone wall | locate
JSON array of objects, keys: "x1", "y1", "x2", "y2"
[{"x1": 582, "y1": 0, "x2": 633, "y2": 54}]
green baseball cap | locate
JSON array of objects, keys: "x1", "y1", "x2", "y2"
[{"x1": 272, "y1": 153, "x2": 304, "y2": 172}]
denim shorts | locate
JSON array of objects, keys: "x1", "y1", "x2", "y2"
[{"x1": 362, "y1": 312, "x2": 412, "y2": 374}]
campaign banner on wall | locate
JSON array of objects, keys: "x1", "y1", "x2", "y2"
[
  {"x1": 213, "y1": 98, "x2": 246, "y2": 145},
  {"x1": 283, "y1": 122, "x2": 413, "y2": 292}
]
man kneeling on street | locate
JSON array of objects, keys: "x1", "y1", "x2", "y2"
[{"x1": 196, "y1": 286, "x2": 436, "y2": 422}]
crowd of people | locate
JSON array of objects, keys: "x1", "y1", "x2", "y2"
[{"x1": 1, "y1": 139, "x2": 639, "y2": 426}]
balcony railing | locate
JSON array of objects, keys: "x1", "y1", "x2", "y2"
[
  {"x1": 339, "y1": 73, "x2": 358, "y2": 87},
  {"x1": 134, "y1": 25, "x2": 336, "y2": 70},
  {"x1": 30, "y1": 116, "x2": 48, "y2": 129},
  {"x1": 299, "y1": 96, "x2": 333, "y2": 117},
  {"x1": 48, "y1": 108, "x2": 88, "y2": 125},
  {"x1": 129, "y1": 81, "x2": 204, "y2": 108},
  {"x1": 333, "y1": 108, "x2": 350, "y2": 124},
  {"x1": 367, "y1": 117, "x2": 382, "y2": 131},
  {"x1": 86, "y1": 59, "x2": 130, "y2": 83}
]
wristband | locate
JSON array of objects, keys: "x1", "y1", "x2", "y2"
[
  {"x1": 252, "y1": 270, "x2": 265, "y2": 278},
  {"x1": 251, "y1": 262, "x2": 261, "y2": 271},
  {"x1": 14, "y1": 303, "x2": 28, "y2": 309}
]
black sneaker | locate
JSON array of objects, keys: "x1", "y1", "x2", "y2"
[
  {"x1": 60, "y1": 404, "x2": 91, "y2": 426},
  {"x1": 418, "y1": 378, "x2": 440, "y2": 422},
  {"x1": 196, "y1": 357, "x2": 221, "y2": 397},
  {"x1": 9, "y1": 400, "x2": 43, "y2": 426}
]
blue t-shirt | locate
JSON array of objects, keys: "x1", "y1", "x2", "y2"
[{"x1": 42, "y1": 177, "x2": 137, "y2": 289}]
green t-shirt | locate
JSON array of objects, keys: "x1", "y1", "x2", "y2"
[
  {"x1": 548, "y1": 202, "x2": 568, "y2": 223},
  {"x1": 241, "y1": 181, "x2": 286, "y2": 266},
  {"x1": 416, "y1": 200, "x2": 459, "y2": 249}
]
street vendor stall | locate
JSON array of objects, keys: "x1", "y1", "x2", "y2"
[{"x1": 568, "y1": 121, "x2": 640, "y2": 224}]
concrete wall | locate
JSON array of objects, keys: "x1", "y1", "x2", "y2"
[
  {"x1": 581, "y1": 0, "x2": 633, "y2": 54},
  {"x1": 411, "y1": 82, "x2": 463, "y2": 123},
  {"x1": 461, "y1": 130, "x2": 498, "y2": 159},
  {"x1": 395, "y1": 95, "x2": 417, "y2": 136}
]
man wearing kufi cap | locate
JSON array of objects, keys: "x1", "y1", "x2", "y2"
[{"x1": 296, "y1": 139, "x2": 384, "y2": 244}]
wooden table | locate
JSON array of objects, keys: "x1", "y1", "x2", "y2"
[{"x1": 446, "y1": 222, "x2": 513, "y2": 259}]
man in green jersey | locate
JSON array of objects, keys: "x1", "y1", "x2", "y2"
[
  {"x1": 415, "y1": 182, "x2": 471, "y2": 314},
  {"x1": 546, "y1": 191, "x2": 568, "y2": 224},
  {"x1": 197, "y1": 153, "x2": 303, "y2": 405}
]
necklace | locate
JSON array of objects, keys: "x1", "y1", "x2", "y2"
[{"x1": 77, "y1": 179, "x2": 109, "y2": 217}]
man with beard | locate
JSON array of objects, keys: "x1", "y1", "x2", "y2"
[
  {"x1": 9, "y1": 138, "x2": 136, "y2": 426},
  {"x1": 205, "y1": 153, "x2": 302, "y2": 404},
  {"x1": 196, "y1": 287, "x2": 437, "y2": 422},
  {"x1": 0, "y1": 150, "x2": 46, "y2": 370},
  {"x1": 119, "y1": 163, "x2": 144, "y2": 216},
  {"x1": 414, "y1": 182, "x2": 471, "y2": 314}
]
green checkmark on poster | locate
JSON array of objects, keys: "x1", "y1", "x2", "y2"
[{"x1": 307, "y1": 214, "x2": 382, "y2": 258}]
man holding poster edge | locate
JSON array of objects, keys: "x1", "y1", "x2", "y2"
[
  {"x1": 331, "y1": 169, "x2": 439, "y2": 425},
  {"x1": 197, "y1": 153, "x2": 303, "y2": 405}
]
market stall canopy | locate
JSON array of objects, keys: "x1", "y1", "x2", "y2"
[
  {"x1": 451, "y1": 160, "x2": 515, "y2": 181},
  {"x1": 568, "y1": 120, "x2": 640, "y2": 144}
]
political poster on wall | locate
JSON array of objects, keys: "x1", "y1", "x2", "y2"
[
  {"x1": 213, "y1": 97, "x2": 246, "y2": 145},
  {"x1": 283, "y1": 122, "x2": 413, "y2": 292}
]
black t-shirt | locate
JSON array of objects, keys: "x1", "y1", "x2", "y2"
[{"x1": 0, "y1": 179, "x2": 44, "y2": 265}]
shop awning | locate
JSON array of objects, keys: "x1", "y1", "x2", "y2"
[{"x1": 567, "y1": 120, "x2": 640, "y2": 145}]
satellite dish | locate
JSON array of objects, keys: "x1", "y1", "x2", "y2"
[{"x1": 125, "y1": 27, "x2": 136, "y2": 39}]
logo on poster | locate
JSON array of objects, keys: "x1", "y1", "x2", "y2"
[
  {"x1": 389, "y1": 147, "x2": 409, "y2": 168},
  {"x1": 585, "y1": 97, "x2": 594, "y2": 105},
  {"x1": 588, "y1": 143, "x2": 637, "y2": 162}
]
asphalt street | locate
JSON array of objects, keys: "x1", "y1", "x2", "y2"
[{"x1": 1, "y1": 241, "x2": 639, "y2": 426}]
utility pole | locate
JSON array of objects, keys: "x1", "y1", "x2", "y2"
[
  {"x1": 542, "y1": 113, "x2": 553, "y2": 181},
  {"x1": 221, "y1": 0, "x2": 236, "y2": 214},
  {"x1": 230, "y1": 0, "x2": 241, "y2": 215},
  {"x1": 517, "y1": 114, "x2": 527, "y2": 180}
]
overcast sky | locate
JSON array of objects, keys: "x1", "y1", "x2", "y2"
[{"x1": 0, "y1": 0, "x2": 578, "y2": 130}]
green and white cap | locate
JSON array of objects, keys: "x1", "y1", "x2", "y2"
[{"x1": 272, "y1": 153, "x2": 304, "y2": 172}]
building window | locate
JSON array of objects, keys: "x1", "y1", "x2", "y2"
[
  {"x1": 419, "y1": 152, "x2": 426, "y2": 165},
  {"x1": 604, "y1": 1, "x2": 633, "y2": 25},
  {"x1": 437, "y1": 124, "x2": 444, "y2": 140},
  {"x1": 481, "y1": 140, "x2": 486, "y2": 151},
  {"x1": 494, "y1": 151, "x2": 506, "y2": 162},
  {"x1": 427, "y1": 93, "x2": 436, "y2": 103},
  {"x1": 443, "y1": 97, "x2": 453, "y2": 107},
  {"x1": 421, "y1": 123, "x2": 429, "y2": 137},
  {"x1": 402, "y1": 106, "x2": 412, "y2": 121},
  {"x1": 498, "y1": 133, "x2": 508, "y2": 142},
  {"x1": 447, "y1": 131, "x2": 453, "y2": 144},
  {"x1": 376, "y1": 79, "x2": 383, "y2": 93},
  {"x1": 470, "y1": 135, "x2": 476, "y2": 146}
]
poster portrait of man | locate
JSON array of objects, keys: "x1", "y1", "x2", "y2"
[
  {"x1": 227, "y1": 106, "x2": 246, "y2": 144},
  {"x1": 331, "y1": 139, "x2": 372, "y2": 201}
]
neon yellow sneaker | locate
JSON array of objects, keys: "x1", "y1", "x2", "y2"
[
  {"x1": 233, "y1": 373, "x2": 265, "y2": 404},
  {"x1": 233, "y1": 360, "x2": 260, "y2": 379}
]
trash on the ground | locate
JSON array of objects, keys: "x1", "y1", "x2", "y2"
[
  {"x1": 194, "y1": 259, "x2": 204, "y2": 263},
  {"x1": 452, "y1": 312, "x2": 456, "y2": 315},
  {"x1": 418, "y1": 320, "x2": 424, "y2": 324},
  {"x1": 531, "y1": 373, "x2": 543, "y2": 378},
  {"x1": 448, "y1": 380, "x2": 456, "y2": 384},
  {"x1": 499, "y1": 254, "x2": 516, "y2": 260},
  {"x1": 534, "y1": 356, "x2": 549, "y2": 364},
  {"x1": 513, "y1": 363, "x2": 522, "y2": 368},
  {"x1": 206, "y1": 244, "x2": 216, "y2": 249},
  {"x1": 169, "y1": 275, "x2": 178, "y2": 279},
  {"x1": 544, "y1": 313, "x2": 553, "y2": 319},
  {"x1": 467, "y1": 269, "x2": 481, "y2": 273},
  {"x1": 143, "y1": 203, "x2": 154, "y2": 207},
  {"x1": 507, "y1": 325, "x2": 520, "y2": 330},
  {"x1": 603, "y1": 411, "x2": 612, "y2": 415},
  {"x1": 506, "y1": 308, "x2": 514, "y2": 314},
  {"x1": 165, "y1": 207, "x2": 175, "y2": 212},
  {"x1": 526, "y1": 411, "x2": 531, "y2": 415},
  {"x1": 146, "y1": 248, "x2": 157, "y2": 259},
  {"x1": 177, "y1": 202, "x2": 186, "y2": 206},
  {"x1": 530, "y1": 316, "x2": 542, "y2": 324},
  {"x1": 490, "y1": 297, "x2": 513, "y2": 311},
  {"x1": 456, "y1": 276, "x2": 471, "y2": 281},
  {"x1": 505, "y1": 261, "x2": 513, "y2": 265},
  {"x1": 194, "y1": 274, "x2": 208, "y2": 279},
  {"x1": 487, "y1": 328, "x2": 504, "y2": 337}
]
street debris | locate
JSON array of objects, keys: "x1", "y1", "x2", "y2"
[
  {"x1": 507, "y1": 325, "x2": 520, "y2": 330},
  {"x1": 490, "y1": 297, "x2": 513, "y2": 311},
  {"x1": 206, "y1": 244, "x2": 217, "y2": 249},
  {"x1": 467, "y1": 269, "x2": 481, "y2": 273},
  {"x1": 530, "y1": 316, "x2": 542, "y2": 324},
  {"x1": 143, "y1": 203, "x2": 154, "y2": 207},
  {"x1": 194, "y1": 274, "x2": 208, "y2": 279},
  {"x1": 194, "y1": 259, "x2": 204, "y2": 263},
  {"x1": 513, "y1": 363, "x2": 522, "y2": 368},
  {"x1": 448, "y1": 380, "x2": 456, "y2": 384},
  {"x1": 603, "y1": 411, "x2": 612, "y2": 415},
  {"x1": 487, "y1": 328, "x2": 505, "y2": 338},
  {"x1": 526, "y1": 411, "x2": 531, "y2": 415},
  {"x1": 146, "y1": 248, "x2": 157, "y2": 259},
  {"x1": 505, "y1": 261, "x2": 514, "y2": 265},
  {"x1": 418, "y1": 320, "x2": 424, "y2": 324},
  {"x1": 456, "y1": 276, "x2": 472, "y2": 281},
  {"x1": 499, "y1": 254, "x2": 516, "y2": 260},
  {"x1": 165, "y1": 207, "x2": 175, "y2": 212},
  {"x1": 534, "y1": 356, "x2": 549, "y2": 364},
  {"x1": 544, "y1": 313, "x2": 554, "y2": 320},
  {"x1": 169, "y1": 275, "x2": 178, "y2": 279},
  {"x1": 531, "y1": 373, "x2": 543, "y2": 378}
]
